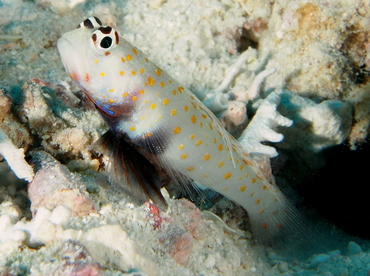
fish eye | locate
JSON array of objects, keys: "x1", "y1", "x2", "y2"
[
  {"x1": 77, "y1": 16, "x2": 102, "y2": 29},
  {"x1": 91, "y1": 26, "x2": 119, "y2": 55},
  {"x1": 100, "y1": 36, "x2": 112, "y2": 49}
]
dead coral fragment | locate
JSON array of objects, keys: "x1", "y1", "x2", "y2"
[
  {"x1": 28, "y1": 151, "x2": 95, "y2": 217},
  {"x1": 0, "y1": 129, "x2": 34, "y2": 182},
  {"x1": 16, "y1": 80, "x2": 104, "y2": 162},
  {"x1": 238, "y1": 92, "x2": 293, "y2": 157}
]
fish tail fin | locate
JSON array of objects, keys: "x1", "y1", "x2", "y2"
[
  {"x1": 96, "y1": 130, "x2": 168, "y2": 210},
  {"x1": 248, "y1": 189, "x2": 309, "y2": 247}
]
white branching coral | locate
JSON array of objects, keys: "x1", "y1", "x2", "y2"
[
  {"x1": 203, "y1": 49, "x2": 258, "y2": 113},
  {"x1": 202, "y1": 49, "x2": 291, "y2": 157},
  {"x1": 201, "y1": 46, "x2": 352, "y2": 158},
  {"x1": 0, "y1": 128, "x2": 34, "y2": 182},
  {"x1": 238, "y1": 92, "x2": 293, "y2": 157}
]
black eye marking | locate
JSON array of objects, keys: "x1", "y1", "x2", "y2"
[
  {"x1": 83, "y1": 18, "x2": 95, "y2": 29},
  {"x1": 77, "y1": 17, "x2": 103, "y2": 29},
  {"x1": 114, "y1": 31, "x2": 119, "y2": 44},
  {"x1": 94, "y1": 17, "x2": 102, "y2": 26},
  {"x1": 100, "y1": 36, "x2": 112, "y2": 48},
  {"x1": 99, "y1": 26, "x2": 112, "y2": 34}
]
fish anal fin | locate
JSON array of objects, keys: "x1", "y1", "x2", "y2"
[{"x1": 96, "y1": 130, "x2": 168, "y2": 210}]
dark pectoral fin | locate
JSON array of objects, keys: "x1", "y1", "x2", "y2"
[{"x1": 97, "y1": 130, "x2": 168, "y2": 210}]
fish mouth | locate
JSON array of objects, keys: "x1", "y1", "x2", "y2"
[
  {"x1": 57, "y1": 35, "x2": 84, "y2": 79},
  {"x1": 57, "y1": 37, "x2": 74, "y2": 67},
  {"x1": 57, "y1": 36, "x2": 72, "y2": 57}
]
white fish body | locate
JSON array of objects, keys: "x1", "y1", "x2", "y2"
[{"x1": 57, "y1": 17, "x2": 299, "y2": 242}]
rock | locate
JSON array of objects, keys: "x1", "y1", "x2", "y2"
[
  {"x1": 204, "y1": 254, "x2": 216, "y2": 269},
  {"x1": 54, "y1": 240, "x2": 93, "y2": 262},
  {"x1": 347, "y1": 241, "x2": 362, "y2": 255},
  {"x1": 54, "y1": 262, "x2": 104, "y2": 276},
  {"x1": 277, "y1": 90, "x2": 352, "y2": 153},
  {"x1": 328, "y1": 250, "x2": 341, "y2": 257},
  {"x1": 158, "y1": 220, "x2": 194, "y2": 266},
  {"x1": 36, "y1": 0, "x2": 86, "y2": 14},
  {"x1": 310, "y1": 253, "x2": 331, "y2": 268},
  {"x1": 17, "y1": 81, "x2": 104, "y2": 163},
  {"x1": 180, "y1": 200, "x2": 206, "y2": 240},
  {"x1": 0, "y1": 89, "x2": 11, "y2": 122},
  {"x1": 80, "y1": 225, "x2": 155, "y2": 273},
  {"x1": 28, "y1": 151, "x2": 95, "y2": 217},
  {"x1": 53, "y1": 241, "x2": 104, "y2": 276},
  {"x1": 166, "y1": 230, "x2": 193, "y2": 266}
]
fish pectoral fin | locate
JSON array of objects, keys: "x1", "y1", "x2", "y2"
[{"x1": 96, "y1": 130, "x2": 168, "y2": 210}]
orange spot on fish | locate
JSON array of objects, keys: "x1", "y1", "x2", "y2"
[
  {"x1": 224, "y1": 172, "x2": 232, "y2": 179},
  {"x1": 173, "y1": 127, "x2": 181, "y2": 134},
  {"x1": 243, "y1": 159, "x2": 253, "y2": 166},
  {"x1": 203, "y1": 153, "x2": 210, "y2": 161},
  {"x1": 155, "y1": 68, "x2": 162, "y2": 76},
  {"x1": 147, "y1": 76, "x2": 155, "y2": 86},
  {"x1": 70, "y1": 72, "x2": 78, "y2": 81}
]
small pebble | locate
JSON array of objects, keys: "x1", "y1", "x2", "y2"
[
  {"x1": 0, "y1": 215, "x2": 12, "y2": 232},
  {"x1": 204, "y1": 254, "x2": 216, "y2": 269},
  {"x1": 6, "y1": 183, "x2": 17, "y2": 197},
  {"x1": 328, "y1": 250, "x2": 341, "y2": 257},
  {"x1": 347, "y1": 241, "x2": 362, "y2": 255},
  {"x1": 278, "y1": 261, "x2": 290, "y2": 273},
  {"x1": 49, "y1": 205, "x2": 72, "y2": 226},
  {"x1": 310, "y1": 254, "x2": 331, "y2": 268}
]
